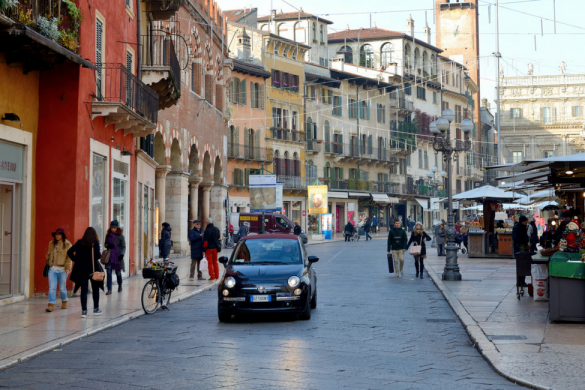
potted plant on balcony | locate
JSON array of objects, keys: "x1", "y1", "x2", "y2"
[
  {"x1": 273, "y1": 81, "x2": 280, "y2": 89},
  {"x1": 423, "y1": 70, "x2": 429, "y2": 79},
  {"x1": 291, "y1": 85, "x2": 298, "y2": 93},
  {"x1": 417, "y1": 68, "x2": 422, "y2": 75},
  {"x1": 313, "y1": 39, "x2": 318, "y2": 44}
]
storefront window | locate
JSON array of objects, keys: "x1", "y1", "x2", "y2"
[
  {"x1": 143, "y1": 185, "x2": 149, "y2": 266},
  {"x1": 112, "y1": 177, "x2": 127, "y2": 231},
  {"x1": 292, "y1": 201, "x2": 301, "y2": 225},
  {"x1": 91, "y1": 154, "x2": 107, "y2": 240},
  {"x1": 308, "y1": 214, "x2": 319, "y2": 233}
]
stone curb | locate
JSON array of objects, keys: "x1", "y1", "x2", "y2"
[
  {"x1": 0, "y1": 281, "x2": 219, "y2": 373},
  {"x1": 425, "y1": 265, "x2": 553, "y2": 390}
]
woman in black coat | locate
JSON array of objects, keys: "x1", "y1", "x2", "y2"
[
  {"x1": 407, "y1": 222, "x2": 432, "y2": 279},
  {"x1": 67, "y1": 227, "x2": 103, "y2": 317},
  {"x1": 159, "y1": 222, "x2": 172, "y2": 260}
]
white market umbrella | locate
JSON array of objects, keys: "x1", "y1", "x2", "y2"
[
  {"x1": 452, "y1": 185, "x2": 521, "y2": 201},
  {"x1": 536, "y1": 201, "x2": 559, "y2": 209}
]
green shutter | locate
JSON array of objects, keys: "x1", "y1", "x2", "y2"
[
  {"x1": 367, "y1": 102, "x2": 370, "y2": 120},
  {"x1": 340, "y1": 167, "x2": 344, "y2": 180},
  {"x1": 250, "y1": 81, "x2": 255, "y2": 108},
  {"x1": 332, "y1": 96, "x2": 336, "y2": 115},
  {"x1": 240, "y1": 79, "x2": 247, "y2": 105},
  {"x1": 354, "y1": 101, "x2": 358, "y2": 119},
  {"x1": 260, "y1": 84, "x2": 265, "y2": 109},
  {"x1": 323, "y1": 166, "x2": 327, "y2": 179},
  {"x1": 368, "y1": 135, "x2": 372, "y2": 153},
  {"x1": 384, "y1": 173, "x2": 388, "y2": 182},
  {"x1": 245, "y1": 168, "x2": 250, "y2": 186},
  {"x1": 340, "y1": 97, "x2": 343, "y2": 116}
]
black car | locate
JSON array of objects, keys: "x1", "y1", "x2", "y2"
[{"x1": 217, "y1": 234, "x2": 318, "y2": 322}]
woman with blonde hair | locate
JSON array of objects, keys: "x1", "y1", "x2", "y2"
[
  {"x1": 45, "y1": 228, "x2": 72, "y2": 312},
  {"x1": 407, "y1": 222, "x2": 432, "y2": 279}
]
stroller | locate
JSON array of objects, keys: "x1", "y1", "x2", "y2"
[{"x1": 454, "y1": 233, "x2": 468, "y2": 254}]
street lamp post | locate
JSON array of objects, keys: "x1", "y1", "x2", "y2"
[
  {"x1": 426, "y1": 166, "x2": 446, "y2": 248},
  {"x1": 430, "y1": 110, "x2": 473, "y2": 281}
]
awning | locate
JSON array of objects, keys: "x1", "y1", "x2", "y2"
[
  {"x1": 328, "y1": 191, "x2": 348, "y2": 199},
  {"x1": 415, "y1": 198, "x2": 429, "y2": 210},
  {"x1": 371, "y1": 193, "x2": 391, "y2": 203},
  {"x1": 349, "y1": 192, "x2": 368, "y2": 197},
  {"x1": 387, "y1": 197, "x2": 400, "y2": 203}
]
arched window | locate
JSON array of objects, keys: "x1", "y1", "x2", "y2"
[
  {"x1": 422, "y1": 51, "x2": 428, "y2": 77},
  {"x1": 381, "y1": 43, "x2": 394, "y2": 68},
  {"x1": 319, "y1": 25, "x2": 324, "y2": 43},
  {"x1": 284, "y1": 151, "x2": 290, "y2": 176},
  {"x1": 261, "y1": 24, "x2": 269, "y2": 31},
  {"x1": 404, "y1": 44, "x2": 411, "y2": 71},
  {"x1": 293, "y1": 22, "x2": 301, "y2": 42},
  {"x1": 312, "y1": 23, "x2": 316, "y2": 42},
  {"x1": 414, "y1": 48, "x2": 420, "y2": 73},
  {"x1": 293, "y1": 152, "x2": 300, "y2": 177},
  {"x1": 254, "y1": 83, "x2": 260, "y2": 108},
  {"x1": 360, "y1": 44, "x2": 374, "y2": 68},
  {"x1": 274, "y1": 150, "x2": 280, "y2": 175},
  {"x1": 339, "y1": 46, "x2": 353, "y2": 64}
]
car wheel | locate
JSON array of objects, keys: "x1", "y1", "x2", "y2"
[
  {"x1": 299, "y1": 298, "x2": 312, "y2": 320},
  {"x1": 218, "y1": 307, "x2": 232, "y2": 322},
  {"x1": 310, "y1": 288, "x2": 317, "y2": 309}
]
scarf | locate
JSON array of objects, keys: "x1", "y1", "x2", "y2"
[{"x1": 106, "y1": 232, "x2": 121, "y2": 272}]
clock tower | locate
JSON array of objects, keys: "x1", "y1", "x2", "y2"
[{"x1": 435, "y1": 0, "x2": 481, "y2": 163}]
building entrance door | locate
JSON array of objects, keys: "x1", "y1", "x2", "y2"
[{"x1": 0, "y1": 182, "x2": 15, "y2": 298}]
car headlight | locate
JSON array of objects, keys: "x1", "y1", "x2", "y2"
[
  {"x1": 288, "y1": 276, "x2": 300, "y2": 288},
  {"x1": 224, "y1": 276, "x2": 236, "y2": 288}
]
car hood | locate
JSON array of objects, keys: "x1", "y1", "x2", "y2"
[{"x1": 227, "y1": 264, "x2": 304, "y2": 281}]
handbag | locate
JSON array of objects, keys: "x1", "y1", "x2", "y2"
[
  {"x1": 90, "y1": 244, "x2": 105, "y2": 282},
  {"x1": 409, "y1": 242, "x2": 422, "y2": 256},
  {"x1": 100, "y1": 249, "x2": 111, "y2": 265},
  {"x1": 43, "y1": 260, "x2": 50, "y2": 278},
  {"x1": 387, "y1": 254, "x2": 394, "y2": 273}
]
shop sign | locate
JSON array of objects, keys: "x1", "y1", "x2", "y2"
[
  {"x1": 430, "y1": 198, "x2": 440, "y2": 210},
  {"x1": 453, "y1": 201, "x2": 460, "y2": 210},
  {"x1": 321, "y1": 213, "x2": 333, "y2": 239},
  {"x1": 249, "y1": 175, "x2": 278, "y2": 212},
  {"x1": 308, "y1": 185, "x2": 328, "y2": 214},
  {"x1": 276, "y1": 182, "x2": 283, "y2": 211},
  {"x1": 0, "y1": 141, "x2": 23, "y2": 181},
  {"x1": 302, "y1": 210, "x2": 306, "y2": 216}
]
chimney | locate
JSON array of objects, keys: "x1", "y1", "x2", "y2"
[
  {"x1": 423, "y1": 20, "x2": 431, "y2": 44},
  {"x1": 482, "y1": 98, "x2": 491, "y2": 111},
  {"x1": 407, "y1": 14, "x2": 414, "y2": 37},
  {"x1": 237, "y1": 28, "x2": 251, "y2": 60}
]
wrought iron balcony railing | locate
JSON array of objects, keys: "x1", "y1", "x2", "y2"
[{"x1": 227, "y1": 143, "x2": 270, "y2": 161}]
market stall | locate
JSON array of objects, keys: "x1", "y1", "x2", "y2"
[{"x1": 452, "y1": 185, "x2": 521, "y2": 258}]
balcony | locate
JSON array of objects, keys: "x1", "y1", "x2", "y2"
[
  {"x1": 143, "y1": 0, "x2": 180, "y2": 21},
  {"x1": 93, "y1": 63, "x2": 158, "y2": 137},
  {"x1": 140, "y1": 29, "x2": 181, "y2": 110},
  {"x1": 306, "y1": 140, "x2": 321, "y2": 154},
  {"x1": 372, "y1": 181, "x2": 397, "y2": 193},
  {"x1": 227, "y1": 143, "x2": 270, "y2": 162},
  {"x1": 227, "y1": 170, "x2": 247, "y2": 190},
  {"x1": 277, "y1": 175, "x2": 306, "y2": 190},
  {"x1": 396, "y1": 98, "x2": 414, "y2": 114},
  {"x1": 267, "y1": 128, "x2": 306, "y2": 143},
  {"x1": 331, "y1": 143, "x2": 399, "y2": 165},
  {"x1": 323, "y1": 179, "x2": 349, "y2": 190},
  {"x1": 0, "y1": 1, "x2": 94, "y2": 73}
]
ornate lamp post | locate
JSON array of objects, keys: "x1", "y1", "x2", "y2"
[
  {"x1": 430, "y1": 110, "x2": 473, "y2": 281},
  {"x1": 426, "y1": 166, "x2": 446, "y2": 248}
]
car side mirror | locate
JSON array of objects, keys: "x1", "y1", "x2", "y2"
[
  {"x1": 308, "y1": 255, "x2": 319, "y2": 263},
  {"x1": 219, "y1": 256, "x2": 228, "y2": 265}
]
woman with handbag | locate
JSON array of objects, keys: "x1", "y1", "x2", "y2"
[
  {"x1": 67, "y1": 227, "x2": 104, "y2": 318},
  {"x1": 44, "y1": 228, "x2": 72, "y2": 312},
  {"x1": 104, "y1": 220, "x2": 126, "y2": 295},
  {"x1": 159, "y1": 222, "x2": 172, "y2": 260},
  {"x1": 407, "y1": 222, "x2": 432, "y2": 279}
]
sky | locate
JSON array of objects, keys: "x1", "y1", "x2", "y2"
[{"x1": 216, "y1": 0, "x2": 585, "y2": 107}]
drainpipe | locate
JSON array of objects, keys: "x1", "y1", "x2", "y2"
[{"x1": 136, "y1": 0, "x2": 141, "y2": 78}]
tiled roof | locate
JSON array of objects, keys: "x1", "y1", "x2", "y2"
[
  {"x1": 257, "y1": 12, "x2": 333, "y2": 24},
  {"x1": 232, "y1": 59, "x2": 272, "y2": 79},
  {"x1": 223, "y1": 8, "x2": 255, "y2": 23},
  {"x1": 328, "y1": 27, "x2": 404, "y2": 42}
]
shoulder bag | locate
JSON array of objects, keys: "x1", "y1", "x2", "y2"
[
  {"x1": 90, "y1": 244, "x2": 105, "y2": 282},
  {"x1": 409, "y1": 242, "x2": 422, "y2": 256},
  {"x1": 215, "y1": 230, "x2": 222, "y2": 253},
  {"x1": 100, "y1": 248, "x2": 111, "y2": 265}
]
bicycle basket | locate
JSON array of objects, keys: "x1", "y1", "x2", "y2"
[{"x1": 142, "y1": 267, "x2": 164, "y2": 279}]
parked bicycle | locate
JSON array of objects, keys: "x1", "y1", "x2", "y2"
[
  {"x1": 141, "y1": 260, "x2": 180, "y2": 314},
  {"x1": 224, "y1": 235, "x2": 234, "y2": 249}
]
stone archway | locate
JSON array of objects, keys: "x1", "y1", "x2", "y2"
[
  {"x1": 210, "y1": 155, "x2": 227, "y2": 235},
  {"x1": 188, "y1": 145, "x2": 202, "y2": 223},
  {"x1": 154, "y1": 132, "x2": 165, "y2": 165},
  {"x1": 213, "y1": 155, "x2": 222, "y2": 184},
  {"x1": 165, "y1": 138, "x2": 189, "y2": 256},
  {"x1": 202, "y1": 151, "x2": 211, "y2": 181},
  {"x1": 170, "y1": 139, "x2": 181, "y2": 171}
]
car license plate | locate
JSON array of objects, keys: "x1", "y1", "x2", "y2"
[{"x1": 251, "y1": 295, "x2": 271, "y2": 302}]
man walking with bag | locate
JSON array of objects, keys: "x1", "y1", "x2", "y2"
[
  {"x1": 188, "y1": 220, "x2": 204, "y2": 280},
  {"x1": 387, "y1": 219, "x2": 408, "y2": 277},
  {"x1": 203, "y1": 218, "x2": 221, "y2": 281}
]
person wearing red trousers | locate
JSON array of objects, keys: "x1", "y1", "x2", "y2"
[{"x1": 203, "y1": 217, "x2": 221, "y2": 280}]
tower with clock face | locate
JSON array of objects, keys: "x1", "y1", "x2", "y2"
[{"x1": 435, "y1": 0, "x2": 481, "y2": 159}]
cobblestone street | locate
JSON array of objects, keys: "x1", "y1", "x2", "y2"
[{"x1": 0, "y1": 239, "x2": 522, "y2": 389}]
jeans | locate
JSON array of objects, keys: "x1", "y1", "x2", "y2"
[
  {"x1": 48, "y1": 268, "x2": 68, "y2": 304},
  {"x1": 437, "y1": 244, "x2": 445, "y2": 256},
  {"x1": 106, "y1": 268, "x2": 122, "y2": 291},
  {"x1": 345, "y1": 234, "x2": 351, "y2": 242},
  {"x1": 79, "y1": 279, "x2": 100, "y2": 311},
  {"x1": 365, "y1": 231, "x2": 372, "y2": 240}
]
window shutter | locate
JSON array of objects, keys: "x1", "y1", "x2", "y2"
[
  {"x1": 340, "y1": 97, "x2": 343, "y2": 116},
  {"x1": 250, "y1": 81, "x2": 255, "y2": 108},
  {"x1": 244, "y1": 128, "x2": 250, "y2": 155},
  {"x1": 354, "y1": 101, "x2": 358, "y2": 119},
  {"x1": 332, "y1": 96, "x2": 336, "y2": 115},
  {"x1": 245, "y1": 168, "x2": 250, "y2": 186},
  {"x1": 367, "y1": 102, "x2": 371, "y2": 120},
  {"x1": 368, "y1": 135, "x2": 372, "y2": 153},
  {"x1": 553, "y1": 107, "x2": 557, "y2": 124},
  {"x1": 235, "y1": 127, "x2": 240, "y2": 157},
  {"x1": 260, "y1": 84, "x2": 265, "y2": 109},
  {"x1": 338, "y1": 134, "x2": 343, "y2": 154}
]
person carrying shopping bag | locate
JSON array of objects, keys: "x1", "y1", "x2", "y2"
[
  {"x1": 45, "y1": 228, "x2": 72, "y2": 312},
  {"x1": 387, "y1": 219, "x2": 408, "y2": 277},
  {"x1": 203, "y1": 217, "x2": 221, "y2": 281},
  {"x1": 104, "y1": 220, "x2": 126, "y2": 295},
  {"x1": 67, "y1": 227, "x2": 104, "y2": 318},
  {"x1": 407, "y1": 222, "x2": 432, "y2": 279}
]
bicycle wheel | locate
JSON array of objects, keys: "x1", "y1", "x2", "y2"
[
  {"x1": 141, "y1": 280, "x2": 160, "y2": 314},
  {"x1": 162, "y1": 287, "x2": 172, "y2": 308}
]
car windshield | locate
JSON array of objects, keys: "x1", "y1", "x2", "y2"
[{"x1": 231, "y1": 239, "x2": 302, "y2": 264}]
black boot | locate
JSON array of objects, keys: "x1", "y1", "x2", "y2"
[
  {"x1": 118, "y1": 285, "x2": 123, "y2": 293},
  {"x1": 105, "y1": 290, "x2": 112, "y2": 295},
  {"x1": 420, "y1": 271, "x2": 424, "y2": 279}
]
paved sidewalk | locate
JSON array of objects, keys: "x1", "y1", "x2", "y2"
[
  {"x1": 424, "y1": 250, "x2": 585, "y2": 390},
  {"x1": 0, "y1": 255, "x2": 226, "y2": 372}
]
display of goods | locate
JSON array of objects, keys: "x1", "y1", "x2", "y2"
[
  {"x1": 532, "y1": 264, "x2": 549, "y2": 301},
  {"x1": 540, "y1": 247, "x2": 559, "y2": 256}
]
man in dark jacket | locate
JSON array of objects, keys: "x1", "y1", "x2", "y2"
[
  {"x1": 236, "y1": 222, "x2": 248, "y2": 242},
  {"x1": 293, "y1": 221, "x2": 302, "y2": 235},
  {"x1": 159, "y1": 222, "x2": 172, "y2": 260},
  {"x1": 344, "y1": 221, "x2": 355, "y2": 242},
  {"x1": 188, "y1": 220, "x2": 204, "y2": 280},
  {"x1": 364, "y1": 218, "x2": 372, "y2": 241},
  {"x1": 512, "y1": 215, "x2": 530, "y2": 287},
  {"x1": 203, "y1": 218, "x2": 221, "y2": 281},
  {"x1": 387, "y1": 219, "x2": 408, "y2": 277}
]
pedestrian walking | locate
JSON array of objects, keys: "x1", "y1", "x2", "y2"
[
  {"x1": 434, "y1": 221, "x2": 446, "y2": 256},
  {"x1": 389, "y1": 215, "x2": 395, "y2": 227},
  {"x1": 344, "y1": 221, "x2": 355, "y2": 242},
  {"x1": 237, "y1": 222, "x2": 248, "y2": 242},
  {"x1": 407, "y1": 217, "x2": 416, "y2": 233},
  {"x1": 407, "y1": 222, "x2": 432, "y2": 279},
  {"x1": 293, "y1": 221, "x2": 302, "y2": 235},
  {"x1": 67, "y1": 227, "x2": 104, "y2": 318},
  {"x1": 528, "y1": 219, "x2": 538, "y2": 252},
  {"x1": 387, "y1": 219, "x2": 408, "y2": 277},
  {"x1": 188, "y1": 220, "x2": 204, "y2": 280},
  {"x1": 104, "y1": 220, "x2": 125, "y2": 295},
  {"x1": 45, "y1": 228, "x2": 72, "y2": 312},
  {"x1": 203, "y1": 217, "x2": 221, "y2": 281},
  {"x1": 512, "y1": 215, "x2": 530, "y2": 288},
  {"x1": 159, "y1": 222, "x2": 172, "y2": 260},
  {"x1": 372, "y1": 216, "x2": 378, "y2": 234},
  {"x1": 364, "y1": 218, "x2": 373, "y2": 241}
]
